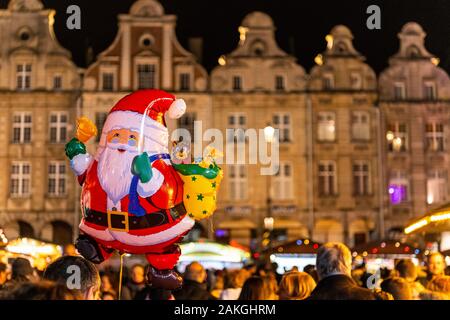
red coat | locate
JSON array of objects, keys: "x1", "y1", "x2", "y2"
[{"x1": 77, "y1": 158, "x2": 192, "y2": 254}]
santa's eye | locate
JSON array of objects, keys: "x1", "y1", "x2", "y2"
[
  {"x1": 113, "y1": 133, "x2": 120, "y2": 137},
  {"x1": 129, "y1": 135, "x2": 136, "y2": 139}
]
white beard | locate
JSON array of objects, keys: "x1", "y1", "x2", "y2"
[{"x1": 97, "y1": 145, "x2": 136, "y2": 204}]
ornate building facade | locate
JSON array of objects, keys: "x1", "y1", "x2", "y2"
[
  {"x1": 379, "y1": 23, "x2": 450, "y2": 240},
  {"x1": 0, "y1": 0, "x2": 80, "y2": 244},
  {"x1": 1, "y1": 0, "x2": 449, "y2": 249}
]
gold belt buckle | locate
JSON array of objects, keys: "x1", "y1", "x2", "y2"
[{"x1": 107, "y1": 210, "x2": 129, "y2": 232}]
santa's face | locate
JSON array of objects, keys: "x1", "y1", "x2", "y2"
[{"x1": 97, "y1": 129, "x2": 140, "y2": 203}]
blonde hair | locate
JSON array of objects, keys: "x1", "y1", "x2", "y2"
[{"x1": 278, "y1": 272, "x2": 316, "y2": 300}]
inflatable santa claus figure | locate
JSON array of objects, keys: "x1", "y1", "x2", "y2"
[{"x1": 65, "y1": 89, "x2": 194, "y2": 289}]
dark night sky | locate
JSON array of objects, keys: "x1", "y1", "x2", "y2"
[{"x1": 1, "y1": 0, "x2": 450, "y2": 74}]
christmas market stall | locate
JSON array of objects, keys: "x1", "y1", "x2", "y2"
[
  {"x1": 352, "y1": 240, "x2": 422, "y2": 274},
  {"x1": 265, "y1": 239, "x2": 322, "y2": 274},
  {"x1": 0, "y1": 237, "x2": 62, "y2": 271},
  {"x1": 177, "y1": 241, "x2": 251, "y2": 272},
  {"x1": 404, "y1": 202, "x2": 450, "y2": 252}
]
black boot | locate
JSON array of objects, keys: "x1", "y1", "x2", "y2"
[
  {"x1": 75, "y1": 234, "x2": 111, "y2": 264},
  {"x1": 147, "y1": 265, "x2": 183, "y2": 290}
]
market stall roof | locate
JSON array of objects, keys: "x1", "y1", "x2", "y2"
[
  {"x1": 4, "y1": 237, "x2": 62, "y2": 258},
  {"x1": 265, "y1": 238, "x2": 322, "y2": 255},
  {"x1": 352, "y1": 240, "x2": 421, "y2": 256},
  {"x1": 179, "y1": 241, "x2": 251, "y2": 263},
  {"x1": 404, "y1": 202, "x2": 450, "y2": 235}
]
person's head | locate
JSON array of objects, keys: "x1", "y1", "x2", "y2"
[
  {"x1": 303, "y1": 265, "x2": 319, "y2": 283},
  {"x1": 226, "y1": 269, "x2": 248, "y2": 289},
  {"x1": 262, "y1": 274, "x2": 278, "y2": 300},
  {"x1": 0, "y1": 280, "x2": 82, "y2": 300},
  {"x1": 427, "y1": 252, "x2": 446, "y2": 276},
  {"x1": 184, "y1": 262, "x2": 207, "y2": 284},
  {"x1": 43, "y1": 256, "x2": 100, "y2": 300},
  {"x1": 11, "y1": 258, "x2": 36, "y2": 282},
  {"x1": 0, "y1": 262, "x2": 7, "y2": 285},
  {"x1": 395, "y1": 259, "x2": 417, "y2": 282},
  {"x1": 244, "y1": 264, "x2": 257, "y2": 275},
  {"x1": 278, "y1": 272, "x2": 316, "y2": 300},
  {"x1": 212, "y1": 273, "x2": 224, "y2": 290},
  {"x1": 316, "y1": 242, "x2": 352, "y2": 280},
  {"x1": 238, "y1": 276, "x2": 271, "y2": 300},
  {"x1": 426, "y1": 275, "x2": 450, "y2": 294},
  {"x1": 100, "y1": 272, "x2": 114, "y2": 292},
  {"x1": 130, "y1": 264, "x2": 145, "y2": 284},
  {"x1": 380, "y1": 277, "x2": 412, "y2": 300}
]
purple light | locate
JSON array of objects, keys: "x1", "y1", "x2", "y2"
[
  {"x1": 215, "y1": 229, "x2": 228, "y2": 237},
  {"x1": 389, "y1": 184, "x2": 406, "y2": 205}
]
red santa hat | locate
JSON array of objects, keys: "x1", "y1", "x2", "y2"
[{"x1": 98, "y1": 89, "x2": 186, "y2": 154}]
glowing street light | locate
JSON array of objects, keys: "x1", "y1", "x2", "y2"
[
  {"x1": 264, "y1": 125, "x2": 275, "y2": 143},
  {"x1": 386, "y1": 131, "x2": 394, "y2": 141}
]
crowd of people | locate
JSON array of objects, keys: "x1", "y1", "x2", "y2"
[{"x1": 0, "y1": 242, "x2": 449, "y2": 300}]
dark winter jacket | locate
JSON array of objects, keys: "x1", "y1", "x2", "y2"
[
  {"x1": 173, "y1": 280, "x2": 216, "y2": 300},
  {"x1": 308, "y1": 274, "x2": 381, "y2": 300}
]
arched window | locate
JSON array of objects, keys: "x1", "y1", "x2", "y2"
[
  {"x1": 51, "y1": 221, "x2": 73, "y2": 245},
  {"x1": 18, "y1": 220, "x2": 34, "y2": 238}
]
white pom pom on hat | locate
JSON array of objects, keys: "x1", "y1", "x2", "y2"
[{"x1": 168, "y1": 99, "x2": 186, "y2": 119}]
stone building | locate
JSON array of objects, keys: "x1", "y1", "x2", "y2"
[
  {"x1": 379, "y1": 22, "x2": 450, "y2": 240},
  {"x1": 0, "y1": 0, "x2": 81, "y2": 244},
  {"x1": 308, "y1": 25, "x2": 379, "y2": 246},
  {"x1": 210, "y1": 12, "x2": 308, "y2": 248},
  {"x1": 1, "y1": 0, "x2": 450, "y2": 249}
]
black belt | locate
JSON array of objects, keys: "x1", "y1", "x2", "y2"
[{"x1": 83, "y1": 202, "x2": 187, "y2": 231}]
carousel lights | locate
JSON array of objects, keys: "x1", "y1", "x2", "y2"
[
  {"x1": 304, "y1": 239, "x2": 310, "y2": 245},
  {"x1": 296, "y1": 240, "x2": 303, "y2": 246},
  {"x1": 395, "y1": 242, "x2": 400, "y2": 248}
]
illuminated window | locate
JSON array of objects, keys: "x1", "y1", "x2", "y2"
[
  {"x1": 389, "y1": 171, "x2": 409, "y2": 205},
  {"x1": 387, "y1": 122, "x2": 407, "y2": 152},
  {"x1": 427, "y1": 170, "x2": 447, "y2": 204},
  {"x1": 16, "y1": 64, "x2": 32, "y2": 90},
  {"x1": 273, "y1": 113, "x2": 291, "y2": 143},
  {"x1": 49, "y1": 112, "x2": 68, "y2": 143},
  {"x1": 48, "y1": 162, "x2": 66, "y2": 196},
  {"x1": 319, "y1": 161, "x2": 337, "y2": 196},
  {"x1": 353, "y1": 161, "x2": 371, "y2": 196},
  {"x1": 12, "y1": 112, "x2": 32, "y2": 143},
  {"x1": 426, "y1": 122, "x2": 444, "y2": 152},
  {"x1": 318, "y1": 112, "x2": 336, "y2": 142},
  {"x1": 10, "y1": 162, "x2": 31, "y2": 197},
  {"x1": 228, "y1": 165, "x2": 247, "y2": 200},
  {"x1": 352, "y1": 111, "x2": 370, "y2": 140}
]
